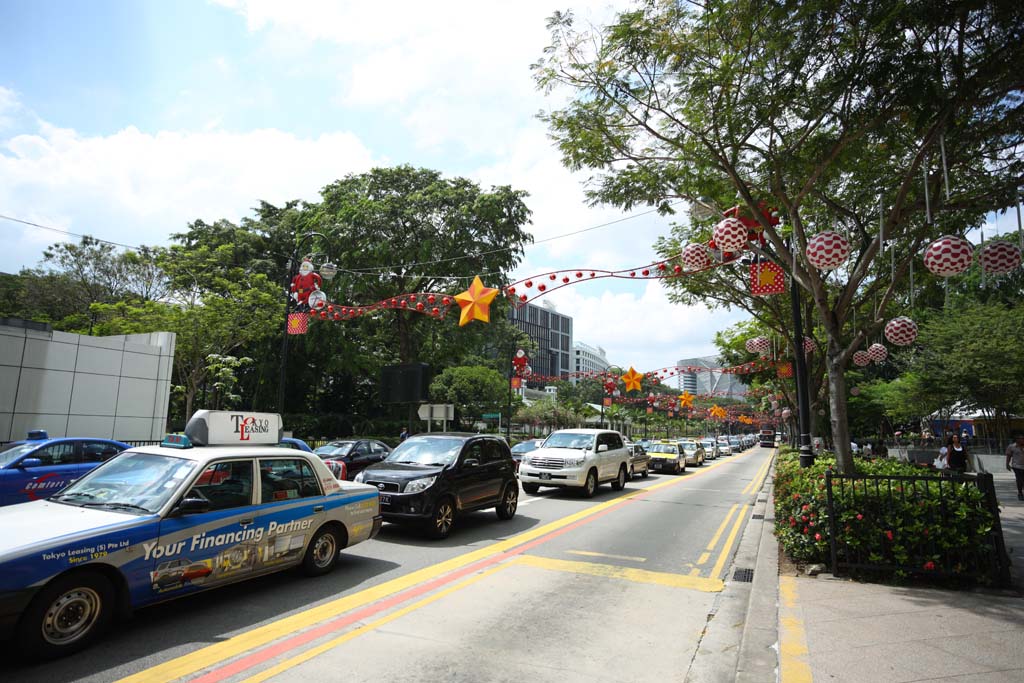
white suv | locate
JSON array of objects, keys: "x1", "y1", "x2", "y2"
[{"x1": 518, "y1": 429, "x2": 630, "y2": 498}]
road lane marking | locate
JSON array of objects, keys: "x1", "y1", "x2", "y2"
[
  {"x1": 567, "y1": 550, "x2": 646, "y2": 562},
  {"x1": 710, "y1": 504, "x2": 751, "y2": 579},
  {"x1": 118, "y1": 448, "x2": 766, "y2": 683},
  {"x1": 779, "y1": 576, "x2": 813, "y2": 683},
  {"x1": 699, "y1": 503, "x2": 739, "y2": 564},
  {"x1": 742, "y1": 455, "x2": 773, "y2": 495},
  {"x1": 236, "y1": 566, "x2": 505, "y2": 683},
  {"x1": 745, "y1": 452, "x2": 774, "y2": 495},
  {"x1": 514, "y1": 555, "x2": 724, "y2": 593}
]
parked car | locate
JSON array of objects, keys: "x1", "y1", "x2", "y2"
[
  {"x1": 0, "y1": 432, "x2": 130, "y2": 507},
  {"x1": 510, "y1": 438, "x2": 545, "y2": 471},
  {"x1": 625, "y1": 442, "x2": 650, "y2": 479},
  {"x1": 313, "y1": 439, "x2": 390, "y2": 480},
  {"x1": 517, "y1": 429, "x2": 630, "y2": 497},
  {"x1": 716, "y1": 437, "x2": 734, "y2": 456},
  {"x1": 680, "y1": 440, "x2": 705, "y2": 467},
  {"x1": 699, "y1": 438, "x2": 719, "y2": 460},
  {"x1": 354, "y1": 433, "x2": 518, "y2": 539},
  {"x1": 645, "y1": 441, "x2": 686, "y2": 475},
  {"x1": 0, "y1": 410, "x2": 381, "y2": 659},
  {"x1": 277, "y1": 437, "x2": 314, "y2": 452}
]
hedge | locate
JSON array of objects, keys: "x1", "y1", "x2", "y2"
[{"x1": 773, "y1": 451, "x2": 998, "y2": 583}]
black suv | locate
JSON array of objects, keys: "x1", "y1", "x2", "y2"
[{"x1": 354, "y1": 433, "x2": 518, "y2": 539}]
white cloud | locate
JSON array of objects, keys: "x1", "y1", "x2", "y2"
[{"x1": 0, "y1": 86, "x2": 21, "y2": 131}]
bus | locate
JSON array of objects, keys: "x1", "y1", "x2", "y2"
[{"x1": 759, "y1": 428, "x2": 776, "y2": 447}]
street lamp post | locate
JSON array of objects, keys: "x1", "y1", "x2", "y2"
[
  {"x1": 789, "y1": 243, "x2": 814, "y2": 468},
  {"x1": 277, "y1": 232, "x2": 334, "y2": 414}
]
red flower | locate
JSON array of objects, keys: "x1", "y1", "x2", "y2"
[
  {"x1": 885, "y1": 530, "x2": 894, "y2": 541},
  {"x1": 790, "y1": 520, "x2": 797, "y2": 527},
  {"x1": 801, "y1": 515, "x2": 808, "y2": 522},
  {"x1": 856, "y1": 514, "x2": 863, "y2": 521},
  {"x1": 923, "y1": 561, "x2": 936, "y2": 571},
  {"x1": 801, "y1": 504, "x2": 809, "y2": 511},
  {"x1": 803, "y1": 527, "x2": 809, "y2": 534},
  {"x1": 809, "y1": 522, "x2": 815, "y2": 527},
  {"x1": 815, "y1": 533, "x2": 822, "y2": 541}
]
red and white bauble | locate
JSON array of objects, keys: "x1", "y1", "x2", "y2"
[
  {"x1": 681, "y1": 243, "x2": 712, "y2": 271},
  {"x1": 805, "y1": 231, "x2": 850, "y2": 270},
  {"x1": 744, "y1": 338, "x2": 760, "y2": 354},
  {"x1": 923, "y1": 235, "x2": 973, "y2": 277},
  {"x1": 867, "y1": 343, "x2": 888, "y2": 362},
  {"x1": 307, "y1": 290, "x2": 327, "y2": 310},
  {"x1": 712, "y1": 217, "x2": 749, "y2": 252},
  {"x1": 781, "y1": 408, "x2": 792, "y2": 419},
  {"x1": 852, "y1": 350, "x2": 871, "y2": 367},
  {"x1": 803, "y1": 337, "x2": 815, "y2": 354},
  {"x1": 749, "y1": 336, "x2": 770, "y2": 354},
  {"x1": 884, "y1": 317, "x2": 918, "y2": 346},
  {"x1": 979, "y1": 240, "x2": 1022, "y2": 275}
]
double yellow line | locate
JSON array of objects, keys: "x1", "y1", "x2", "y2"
[{"x1": 742, "y1": 451, "x2": 774, "y2": 496}]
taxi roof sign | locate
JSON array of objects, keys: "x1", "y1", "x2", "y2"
[
  {"x1": 161, "y1": 433, "x2": 193, "y2": 449},
  {"x1": 184, "y1": 410, "x2": 283, "y2": 447}
]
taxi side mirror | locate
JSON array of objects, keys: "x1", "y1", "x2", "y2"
[
  {"x1": 175, "y1": 497, "x2": 211, "y2": 516},
  {"x1": 18, "y1": 457, "x2": 43, "y2": 469}
]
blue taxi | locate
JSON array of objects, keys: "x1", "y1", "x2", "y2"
[
  {"x1": 0, "y1": 432, "x2": 130, "y2": 506},
  {"x1": 0, "y1": 411, "x2": 381, "y2": 659}
]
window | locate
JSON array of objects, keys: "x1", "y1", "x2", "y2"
[
  {"x1": 463, "y1": 442, "x2": 485, "y2": 464},
  {"x1": 81, "y1": 440, "x2": 124, "y2": 463},
  {"x1": 480, "y1": 440, "x2": 504, "y2": 464},
  {"x1": 31, "y1": 442, "x2": 77, "y2": 466},
  {"x1": 259, "y1": 458, "x2": 322, "y2": 502},
  {"x1": 190, "y1": 460, "x2": 254, "y2": 511},
  {"x1": 608, "y1": 433, "x2": 624, "y2": 450},
  {"x1": 371, "y1": 442, "x2": 389, "y2": 455}
]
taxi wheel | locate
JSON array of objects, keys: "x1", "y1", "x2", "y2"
[
  {"x1": 610, "y1": 465, "x2": 627, "y2": 491},
  {"x1": 641, "y1": 465, "x2": 649, "y2": 478},
  {"x1": 18, "y1": 571, "x2": 114, "y2": 659},
  {"x1": 582, "y1": 469, "x2": 598, "y2": 498},
  {"x1": 521, "y1": 483, "x2": 540, "y2": 494},
  {"x1": 495, "y1": 483, "x2": 518, "y2": 520},
  {"x1": 302, "y1": 525, "x2": 342, "y2": 576},
  {"x1": 673, "y1": 461, "x2": 681, "y2": 475},
  {"x1": 428, "y1": 497, "x2": 456, "y2": 539}
]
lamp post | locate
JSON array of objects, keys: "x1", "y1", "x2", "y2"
[
  {"x1": 277, "y1": 232, "x2": 335, "y2": 414},
  {"x1": 788, "y1": 241, "x2": 814, "y2": 468}
]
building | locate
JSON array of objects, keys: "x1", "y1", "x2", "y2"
[
  {"x1": 675, "y1": 355, "x2": 748, "y2": 398},
  {"x1": 1, "y1": 318, "x2": 176, "y2": 441},
  {"x1": 573, "y1": 341, "x2": 610, "y2": 382},
  {"x1": 508, "y1": 301, "x2": 573, "y2": 384}
]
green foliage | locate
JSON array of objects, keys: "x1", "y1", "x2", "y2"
[
  {"x1": 774, "y1": 453, "x2": 998, "y2": 584},
  {"x1": 429, "y1": 365, "x2": 510, "y2": 427}
]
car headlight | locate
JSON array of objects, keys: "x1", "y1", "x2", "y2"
[
  {"x1": 521, "y1": 455, "x2": 532, "y2": 466},
  {"x1": 404, "y1": 476, "x2": 436, "y2": 494},
  {"x1": 354, "y1": 471, "x2": 366, "y2": 483},
  {"x1": 563, "y1": 457, "x2": 585, "y2": 467}
]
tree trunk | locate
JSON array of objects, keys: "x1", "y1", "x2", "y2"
[{"x1": 826, "y1": 349, "x2": 855, "y2": 474}]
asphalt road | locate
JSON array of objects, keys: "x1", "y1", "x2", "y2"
[{"x1": 0, "y1": 445, "x2": 773, "y2": 683}]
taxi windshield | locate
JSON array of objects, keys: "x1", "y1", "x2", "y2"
[
  {"x1": 384, "y1": 438, "x2": 463, "y2": 466},
  {"x1": 681, "y1": 442, "x2": 698, "y2": 452},
  {"x1": 542, "y1": 433, "x2": 594, "y2": 450},
  {"x1": 52, "y1": 452, "x2": 197, "y2": 514},
  {"x1": 0, "y1": 442, "x2": 40, "y2": 466},
  {"x1": 647, "y1": 443, "x2": 678, "y2": 454}
]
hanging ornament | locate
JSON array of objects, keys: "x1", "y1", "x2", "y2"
[
  {"x1": 805, "y1": 231, "x2": 851, "y2": 270},
  {"x1": 853, "y1": 350, "x2": 871, "y2": 367},
  {"x1": 777, "y1": 362, "x2": 794, "y2": 378},
  {"x1": 803, "y1": 337, "x2": 815, "y2": 354},
  {"x1": 867, "y1": 343, "x2": 888, "y2": 362},
  {"x1": 923, "y1": 235, "x2": 973, "y2": 277},
  {"x1": 307, "y1": 290, "x2": 327, "y2": 311},
  {"x1": 781, "y1": 408, "x2": 792, "y2": 419},
  {"x1": 774, "y1": 409, "x2": 782, "y2": 416},
  {"x1": 712, "y1": 217, "x2": 749, "y2": 252},
  {"x1": 770, "y1": 400, "x2": 779, "y2": 409},
  {"x1": 979, "y1": 240, "x2": 1022, "y2": 275},
  {"x1": 749, "y1": 336, "x2": 771, "y2": 354},
  {"x1": 681, "y1": 243, "x2": 712, "y2": 271},
  {"x1": 884, "y1": 317, "x2": 918, "y2": 346},
  {"x1": 850, "y1": 386, "x2": 861, "y2": 396}
]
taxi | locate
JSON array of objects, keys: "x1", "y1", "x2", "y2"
[
  {"x1": 0, "y1": 411, "x2": 381, "y2": 659},
  {"x1": 0, "y1": 432, "x2": 130, "y2": 506},
  {"x1": 645, "y1": 441, "x2": 687, "y2": 475}
]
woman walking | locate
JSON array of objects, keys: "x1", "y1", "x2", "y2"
[{"x1": 945, "y1": 433, "x2": 970, "y2": 474}]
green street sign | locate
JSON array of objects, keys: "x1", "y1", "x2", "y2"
[{"x1": 482, "y1": 412, "x2": 501, "y2": 419}]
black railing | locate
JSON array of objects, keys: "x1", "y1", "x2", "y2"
[{"x1": 825, "y1": 470, "x2": 1011, "y2": 586}]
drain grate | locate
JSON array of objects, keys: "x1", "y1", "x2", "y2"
[
  {"x1": 751, "y1": 513, "x2": 765, "y2": 519},
  {"x1": 757, "y1": 498, "x2": 767, "y2": 503},
  {"x1": 733, "y1": 567, "x2": 755, "y2": 582}
]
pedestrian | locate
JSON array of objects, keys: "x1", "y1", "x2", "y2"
[
  {"x1": 1006, "y1": 433, "x2": 1024, "y2": 501},
  {"x1": 945, "y1": 433, "x2": 970, "y2": 473},
  {"x1": 399, "y1": 427, "x2": 409, "y2": 442},
  {"x1": 863, "y1": 441, "x2": 873, "y2": 458}
]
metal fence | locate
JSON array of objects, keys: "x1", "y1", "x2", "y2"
[{"x1": 824, "y1": 470, "x2": 1011, "y2": 586}]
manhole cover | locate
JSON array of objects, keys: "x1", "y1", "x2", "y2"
[
  {"x1": 733, "y1": 567, "x2": 754, "y2": 582},
  {"x1": 751, "y1": 513, "x2": 765, "y2": 519}
]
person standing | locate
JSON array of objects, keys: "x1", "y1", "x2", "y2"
[
  {"x1": 399, "y1": 427, "x2": 409, "y2": 442},
  {"x1": 1006, "y1": 433, "x2": 1024, "y2": 501},
  {"x1": 945, "y1": 433, "x2": 970, "y2": 473}
]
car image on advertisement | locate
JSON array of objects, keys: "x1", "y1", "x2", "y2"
[
  {"x1": 0, "y1": 433, "x2": 130, "y2": 507},
  {"x1": 0, "y1": 411, "x2": 381, "y2": 660},
  {"x1": 354, "y1": 433, "x2": 519, "y2": 540}
]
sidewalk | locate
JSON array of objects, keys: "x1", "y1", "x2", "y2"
[{"x1": 770, "y1": 470, "x2": 1024, "y2": 683}]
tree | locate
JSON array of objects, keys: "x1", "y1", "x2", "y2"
[
  {"x1": 535, "y1": 1, "x2": 1024, "y2": 472},
  {"x1": 429, "y1": 366, "x2": 509, "y2": 428}
]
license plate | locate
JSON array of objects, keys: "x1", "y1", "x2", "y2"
[
  {"x1": 539, "y1": 472, "x2": 552, "y2": 480},
  {"x1": 379, "y1": 494, "x2": 391, "y2": 505}
]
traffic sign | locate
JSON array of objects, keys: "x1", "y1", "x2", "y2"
[{"x1": 418, "y1": 404, "x2": 454, "y2": 421}]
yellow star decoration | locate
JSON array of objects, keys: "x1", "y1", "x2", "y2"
[
  {"x1": 757, "y1": 266, "x2": 778, "y2": 286},
  {"x1": 454, "y1": 275, "x2": 499, "y2": 326},
  {"x1": 710, "y1": 405, "x2": 727, "y2": 419},
  {"x1": 678, "y1": 391, "x2": 695, "y2": 408},
  {"x1": 621, "y1": 367, "x2": 643, "y2": 392}
]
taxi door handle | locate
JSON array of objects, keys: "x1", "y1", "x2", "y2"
[
  {"x1": 239, "y1": 518, "x2": 254, "y2": 526},
  {"x1": 313, "y1": 505, "x2": 324, "y2": 512}
]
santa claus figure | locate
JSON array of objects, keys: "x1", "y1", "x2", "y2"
[{"x1": 290, "y1": 259, "x2": 322, "y2": 308}]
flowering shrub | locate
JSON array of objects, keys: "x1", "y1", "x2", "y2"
[{"x1": 774, "y1": 452, "x2": 999, "y2": 583}]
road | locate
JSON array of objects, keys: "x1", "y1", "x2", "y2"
[{"x1": 1, "y1": 446, "x2": 774, "y2": 683}]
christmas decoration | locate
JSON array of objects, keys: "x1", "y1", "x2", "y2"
[
  {"x1": 709, "y1": 405, "x2": 727, "y2": 419},
  {"x1": 745, "y1": 338, "x2": 760, "y2": 353},
  {"x1": 850, "y1": 386, "x2": 861, "y2": 396},
  {"x1": 923, "y1": 235, "x2": 973, "y2": 277},
  {"x1": 454, "y1": 276, "x2": 499, "y2": 326},
  {"x1": 678, "y1": 392, "x2": 695, "y2": 408},
  {"x1": 777, "y1": 362, "x2": 793, "y2": 378},
  {"x1": 781, "y1": 408, "x2": 792, "y2": 419},
  {"x1": 750, "y1": 261, "x2": 786, "y2": 296},
  {"x1": 884, "y1": 317, "x2": 918, "y2": 346},
  {"x1": 621, "y1": 367, "x2": 644, "y2": 392},
  {"x1": 803, "y1": 337, "x2": 815, "y2": 354},
  {"x1": 603, "y1": 378, "x2": 618, "y2": 394},
  {"x1": 805, "y1": 231, "x2": 851, "y2": 270},
  {"x1": 979, "y1": 240, "x2": 1022, "y2": 275},
  {"x1": 867, "y1": 343, "x2": 888, "y2": 362},
  {"x1": 307, "y1": 290, "x2": 327, "y2": 311},
  {"x1": 290, "y1": 259, "x2": 323, "y2": 307},
  {"x1": 712, "y1": 217, "x2": 749, "y2": 252},
  {"x1": 512, "y1": 349, "x2": 530, "y2": 376},
  {"x1": 749, "y1": 336, "x2": 771, "y2": 354},
  {"x1": 853, "y1": 350, "x2": 871, "y2": 367},
  {"x1": 286, "y1": 312, "x2": 309, "y2": 335},
  {"x1": 681, "y1": 243, "x2": 712, "y2": 271}
]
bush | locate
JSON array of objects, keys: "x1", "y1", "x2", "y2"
[{"x1": 774, "y1": 452, "x2": 998, "y2": 583}]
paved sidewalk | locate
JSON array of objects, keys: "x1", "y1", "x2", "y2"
[{"x1": 776, "y1": 471, "x2": 1024, "y2": 683}]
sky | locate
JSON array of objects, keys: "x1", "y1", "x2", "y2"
[{"x1": 2, "y1": 2, "x2": 1016, "y2": 376}]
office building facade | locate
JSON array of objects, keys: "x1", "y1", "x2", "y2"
[
  {"x1": 675, "y1": 355, "x2": 748, "y2": 398},
  {"x1": 573, "y1": 342, "x2": 610, "y2": 381},
  {"x1": 509, "y1": 302, "x2": 573, "y2": 384}
]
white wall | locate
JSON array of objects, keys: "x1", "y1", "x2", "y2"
[{"x1": 0, "y1": 322, "x2": 176, "y2": 441}]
